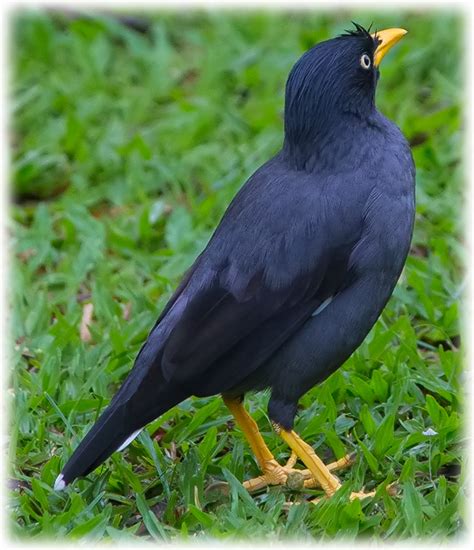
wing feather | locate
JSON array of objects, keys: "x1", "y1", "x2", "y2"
[{"x1": 137, "y1": 158, "x2": 369, "y2": 396}]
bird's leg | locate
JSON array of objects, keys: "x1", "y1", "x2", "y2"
[
  {"x1": 223, "y1": 396, "x2": 288, "y2": 491},
  {"x1": 222, "y1": 396, "x2": 358, "y2": 494},
  {"x1": 303, "y1": 453, "x2": 354, "y2": 488},
  {"x1": 276, "y1": 426, "x2": 341, "y2": 496},
  {"x1": 276, "y1": 425, "x2": 375, "y2": 500}
]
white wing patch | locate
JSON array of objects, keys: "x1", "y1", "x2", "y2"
[
  {"x1": 117, "y1": 429, "x2": 142, "y2": 452},
  {"x1": 312, "y1": 296, "x2": 334, "y2": 317}
]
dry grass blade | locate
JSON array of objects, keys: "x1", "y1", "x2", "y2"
[{"x1": 80, "y1": 303, "x2": 94, "y2": 343}]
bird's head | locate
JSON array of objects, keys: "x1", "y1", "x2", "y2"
[{"x1": 284, "y1": 23, "x2": 407, "y2": 166}]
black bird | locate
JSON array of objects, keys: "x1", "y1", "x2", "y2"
[{"x1": 55, "y1": 24, "x2": 415, "y2": 499}]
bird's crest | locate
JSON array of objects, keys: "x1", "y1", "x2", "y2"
[
  {"x1": 339, "y1": 22, "x2": 380, "y2": 48},
  {"x1": 340, "y1": 21, "x2": 373, "y2": 38}
]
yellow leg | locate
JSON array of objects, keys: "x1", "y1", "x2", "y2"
[
  {"x1": 223, "y1": 396, "x2": 373, "y2": 500},
  {"x1": 278, "y1": 427, "x2": 341, "y2": 496},
  {"x1": 277, "y1": 426, "x2": 375, "y2": 500},
  {"x1": 223, "y1": 396, "x2": 287, "y2": 490},
  {"x1": 303, "y1": 453, "x2": 354, "y2": 488}
]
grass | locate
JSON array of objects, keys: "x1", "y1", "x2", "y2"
[{"x1": 9, "y1": 8, "x2": 465, "y2": 542}]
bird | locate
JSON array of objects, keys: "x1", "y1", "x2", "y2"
[{"x1": 55, "y1": 23, "x2": 415, "y2": 500}]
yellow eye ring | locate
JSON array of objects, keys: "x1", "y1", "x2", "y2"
[{"x1": 360, "y1": 53, "x2": 371, "y2": 69}]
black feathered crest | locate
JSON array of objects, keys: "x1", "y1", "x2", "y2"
[
  {"x1": 341, "y1": 21, "x2": 373, "y2": 38},
  {"x1": 339, "y1": 22, "x2": 380, "y2": 49}
]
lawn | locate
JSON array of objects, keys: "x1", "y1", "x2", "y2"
[{"x1": 9, "y1": 8, "x2": 465, "y2": 541}]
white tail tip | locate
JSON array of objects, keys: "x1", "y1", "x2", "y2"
[{"x1": 54, "y1": 473, "x2": 66, "y2": 491}]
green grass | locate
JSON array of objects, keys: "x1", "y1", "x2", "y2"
[{"x1": 9, "y1": 8, "x2": 464, "y2": 541}]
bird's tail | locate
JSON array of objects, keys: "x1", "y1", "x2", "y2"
[{"x1": 55, "y1": 362, "x2": 187, "y2": 490}]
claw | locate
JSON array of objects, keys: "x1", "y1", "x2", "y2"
[
  {"x1": 349, "y1": 489, "x2": 376, "y2": 500},
  {"x1": 243, "y1": 459, "x2": 288, "y2": 492},
  {"x1": 285, "y1": 451, "x2": 298, "y2": 469},
  {"x1": 310, "y1": 488, "x2": 376, "y2": 505}
]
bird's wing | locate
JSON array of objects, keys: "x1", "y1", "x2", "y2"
[{"x1": 139, "y1": 163, "x2": 369, "y2": 395}]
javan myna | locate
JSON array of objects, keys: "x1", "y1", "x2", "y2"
[{"x1": 55, "y1": 23, "x2": 414, "y2": 500}]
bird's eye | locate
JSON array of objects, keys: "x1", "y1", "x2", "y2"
[{"x1": 360, "y1": 54, "x2": 371, "y2": 70}]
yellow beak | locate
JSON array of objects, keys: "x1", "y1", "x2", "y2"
[{"x1": 371, "y1": 28, "x2": 407, "y2": 67}]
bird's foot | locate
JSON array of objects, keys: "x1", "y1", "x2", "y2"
[
  {"x1": 349, "y1": 489, "x2": 376, "y2": 500},
  {"x1": 242, "y1": 459, "x2": 289, "y2": 492},
  {"x1": 309, "y1": 488, "x2": 377, "y2": 505},
  {"x1": 243, "y1": 451, "x2": 355, "y2": 493},
  {"x1": 301, "y1": 452, "x2": 355, "y2": 489},
  {"x1": 308, "y1": 482, "x2": 398, "y2": 504}
]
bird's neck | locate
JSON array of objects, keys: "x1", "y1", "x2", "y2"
[{"x1": 282, "y1": 109, "x2": 381, "y2": 172}]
